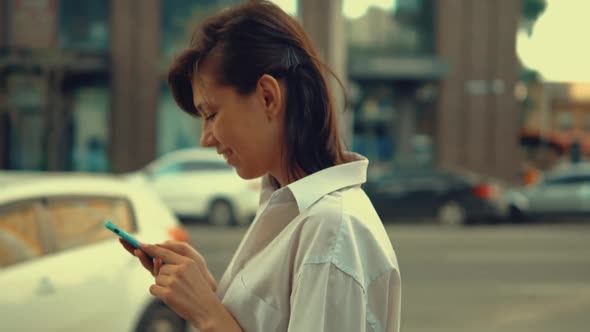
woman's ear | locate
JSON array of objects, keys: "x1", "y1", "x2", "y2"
[{"x1": 257, "y1": 74, "x2": 283, "y2": 121}]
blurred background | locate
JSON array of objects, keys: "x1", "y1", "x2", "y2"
[
  {"x1": 1, "y1": 0, "x2": 589, "y2": 179},
  {"x1": 1, "y1": 0, "x2": 590, "y2": 331}
]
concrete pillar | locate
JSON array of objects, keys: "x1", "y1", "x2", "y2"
[
  {"x1": 134, "y1": 0, "x2": 160, "y2": 170},
  {"x1": 465, "y1": 0, "x2": 492, "y2": 174},
  {"x1": 111, "y1": 0, "x2": 135, "y2": 172},
  {"x1": 111, "y1": 0, "x2": 160, "y2": 172},
  {"x1": 436, "y1": 0, "x2": 467, "y2": 170},
  {"x1": 298, "y1": 0, "x2": 352, "y2": 147},
  {"x1": 436, "y1": 0, "x2": 521, "y2": 182},
  {"x1": 491, "y1": 0, "x2": 521, "y2": 182}
]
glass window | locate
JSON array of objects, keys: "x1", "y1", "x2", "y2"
[
  {"x1": 555, "y1": 111, "x2": 574, "y2": 131},
  {"x1": 58, "y1": 0, "x2": 110, "y2": 51},
  {"x1": 351, "y1": 83, "x2": 436, "y2": 171},
  {"x1": 157, "y1": 87, "x2": 201, "y2": 156},
  {"x1": 161, "y1": 0, "x2": 242, "y2": 62},
  {"x1": 0, "y1": 200, "x2": 45, "y2": 268},
  {"x1": 345, "y1": 0, "x2": 434, "y2": 56},
  {"x1": 544, "y1": 175, "x2": 590, "y2": 185},
  {"x1": 70, "y1": 86, "x2": 111, "y2": 172},
  {"x1": 352, "y1": 86, "x2": 396, "y2": 165},
  {"x1": 6, "y1": 74, "x2": 46, "y2": 170},
  {"x1": 45, "y1": 197, "x2": 135, "y2": 252}
]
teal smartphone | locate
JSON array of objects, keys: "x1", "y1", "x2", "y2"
[{"x1": 104, "y1": 220, "x2": 155, "y2": 261}]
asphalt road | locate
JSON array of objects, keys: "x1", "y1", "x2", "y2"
[{"x1": 185, "y1": 222, "x2": 590, "y2": 332}]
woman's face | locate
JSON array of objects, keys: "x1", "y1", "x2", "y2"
[{"x1": 191, "y1": 68, "x2": 286, "y2": 181}]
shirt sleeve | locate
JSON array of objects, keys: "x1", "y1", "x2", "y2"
[{"x1": 287, "y1": 262, "x2": 368, "y2": 332}]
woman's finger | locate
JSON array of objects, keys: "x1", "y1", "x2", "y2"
[
  {"x1": 155, "y1": 273, "x2": 173, "y2": 287},
  {"x1": 156, "y1": 242, "x2": 217, "y2": 291},
  {"x1": 134, "y1": 249, "x2": 155, "y2": 274},
  {"x1": 119, "y1": 238, "x2": 136, "y2": 255},
  {"x1": 139, "y1": 243, "x2": 185, "y2": 265},
  {"x1": 158, "y1": 241, "x2": 199, "y2": 261},
  {"x1": 149, "y1": 283, "x2": 169, "y2": 302},
  {"x1": 153, "y1": 258, "x2": 163, "y2": 276}
]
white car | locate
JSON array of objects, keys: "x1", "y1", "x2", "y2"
[
  {"x1": 126, "y1": 148, "x2": 260, "y2": 226},
  {"x1": 0, "y1": 175, "x2": 190, "y2": 332},
  {"x1": 506, "y1": 164, "x2": 590, "y2": 222}
]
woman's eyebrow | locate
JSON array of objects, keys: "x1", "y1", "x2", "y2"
[{"x1": 195, "y1": 103, "x2": 207, "y2": 115}]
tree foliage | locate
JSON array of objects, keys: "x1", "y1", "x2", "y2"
[{"x1": 521, "y1": 0, "x2": 547, "y2": 22}]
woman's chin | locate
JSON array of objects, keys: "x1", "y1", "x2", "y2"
[{"x1": 235, "y1": 167, "x2": 264, "y2": 180}]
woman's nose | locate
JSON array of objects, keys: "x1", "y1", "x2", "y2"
[{"x1": 200, "y1": 130, "x2": 216, "y2": 147}]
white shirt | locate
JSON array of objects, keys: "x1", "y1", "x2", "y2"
[{"x1": 216, "y1": 153, "x2": 401, "y2": 332}]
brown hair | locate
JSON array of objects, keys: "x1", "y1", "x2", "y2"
[{"x1": 168, "y1": 0, "x2": 345, "y2": 183}]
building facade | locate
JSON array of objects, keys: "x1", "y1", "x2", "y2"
[
  {"x1": 0, "y1": 0, "x2": 523, "y2": 182},
  {"x1": 521, "y1": 82, "x2": 590, "y2": 169}
]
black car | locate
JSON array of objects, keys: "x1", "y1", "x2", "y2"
[{"x1": 363, "y1": 168, "x2": 505, "y2": 225}]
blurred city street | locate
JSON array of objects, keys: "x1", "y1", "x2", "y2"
[
  {"x1": 186, "y1": 222, "x2": 590, "y2": 332},
  {"x1": 3, "y1": 0, "x2": 590, "y2": 330}
]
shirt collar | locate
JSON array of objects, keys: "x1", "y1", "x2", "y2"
[{"x1": 260, "y1": 152, "x2": 369, "y2": 213}]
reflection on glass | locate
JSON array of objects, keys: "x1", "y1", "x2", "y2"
[
  {"x1": 351, "y1": 82, "x2": 436, "y2": 171},
  {"x1": 161, "y1": 0, "x2": 241, "y2": 62},
  {"x1": 46, "y1": 197, "x2": 134, "y2": 251},
  {"x1": 157, "y1": 87, "x2": 201, "y2": 156},
  {"x1": 59, "y1": 0, "x2": 109, "y2": 51},
  {"x1": 0, "y1": 200, "x2": 44, "y2": 268},
  {"x1": 71, "y1": 87, "x2": 110, "y2": 172},
  {"x1": 7, "y1": 75, "x2": 45, "y2": 170},
  {"x1": 345, "y1": 0, "x2": 434, "y2": 56},
  {"x1": 353, "y1": 88, "x2": 395, "y2": 164}
]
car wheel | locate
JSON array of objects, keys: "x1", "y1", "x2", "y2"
[
  {"x1": 208, "y1": 199, "x2": 236, "y2": 226},
  {"x1": 437, "y1": 201, "x2": 467, "y2": 226},
  {"x1": 508, "y1": 205, "x2": 525, "y2": 223},
  {"x1": 135, "y1": 302, "x2": 186, "y2": 332}
]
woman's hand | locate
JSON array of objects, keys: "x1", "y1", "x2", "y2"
[
  {"x1": 119, "y1": 239, "x2": 216, "y2": 290},
  {"x1": 138, "y1": 241, "x2": 242, "y2": 331}
]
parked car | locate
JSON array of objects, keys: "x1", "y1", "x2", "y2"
[
  {"x1": 0, "y1": 175, "x2": 189, "y2": 332},
  {"x1": 363, "y1": 168, "x2": 505, "y2": 226},
  {"x1": 506, "y1": 164, "x2": 590, "y2": 222},
  {"x1": 125, "y1": 148, "x2": 260, "y2": 226}
]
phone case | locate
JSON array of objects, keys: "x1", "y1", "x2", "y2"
[{"x1": 104, "y1": 220, "x2": 155, "y2": 260}]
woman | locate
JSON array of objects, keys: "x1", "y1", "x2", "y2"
[{"x1": 121, "y1": 1, "x2": 401, "y2": 331}]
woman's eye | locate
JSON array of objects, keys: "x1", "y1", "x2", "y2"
[{"x1": 206, "y1": 113, "x2": 217, "y2": 121}]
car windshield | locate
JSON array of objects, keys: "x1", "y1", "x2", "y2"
[{"x1": 542, "y1": 174, "x2": 590, "y2": 185}]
